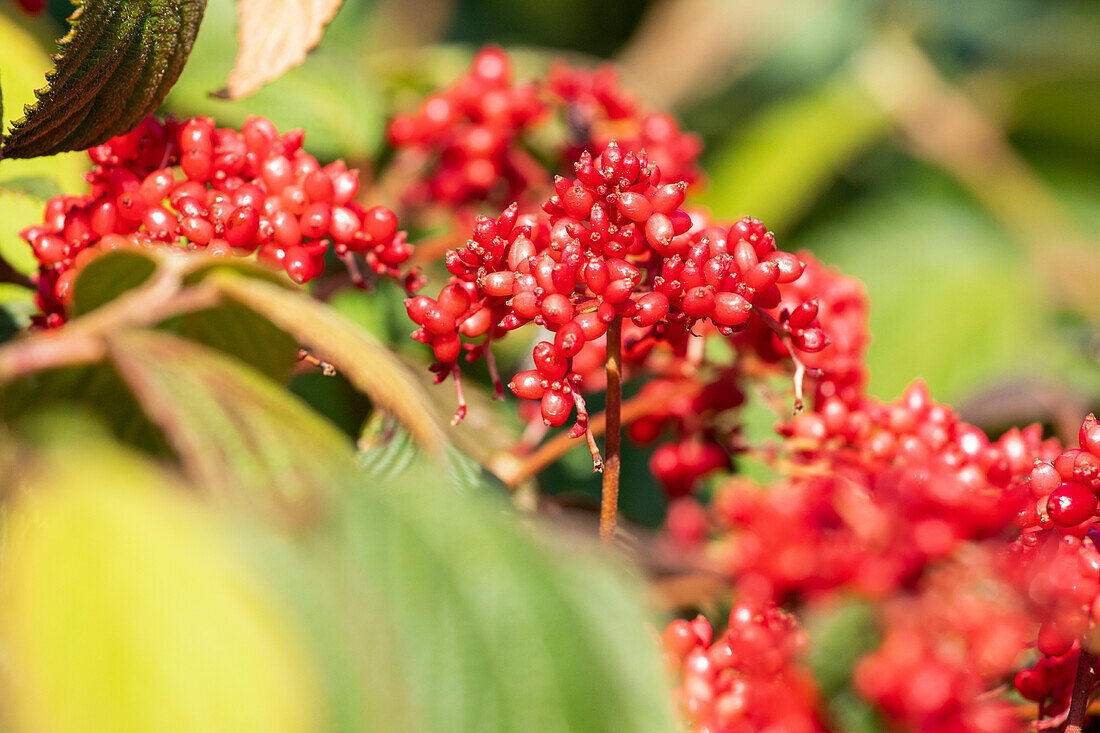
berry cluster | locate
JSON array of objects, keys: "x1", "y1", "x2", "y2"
[
  {"x1": 22, "y1": 115, "x2": 415, "y2": 325},
  {"x1": 392, "y1": 44, "x2": 1100, "y2": 733},
  {"x1": 661, "y1": 603, "x2": 826, "y2": 733},
  {"x1": 388, "y1": 47, "x2": 546, "y2": 209},
  {"x1": 709, "y1": 381, "x2": 1055, "y2": 600},
  {"x1": 1005, "y1": 415, "x2": 1100, "y2": 717},
  {"x1": 735, "y1": 253, "x2": 869, "y2": 408},
  {"x1": 387, "y1": 47, "x2": 702, "y2": 213},
  {"x1": 855, "y1": 554, "x2": 1033, "y2": 733},
  {"x1": 407, "y1": 142, "x2": 826, "y2": 454},
  {"x1": 633, "y1": 369, "x2": 742, "y2": 498}
]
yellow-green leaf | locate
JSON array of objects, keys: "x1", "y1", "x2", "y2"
[{"x1": 0, "y1": 443, "x2": 322, "y2": 733}]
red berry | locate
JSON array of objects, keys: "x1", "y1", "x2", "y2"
[
  {"x1": 711, "y1": 292, "x2": 751, "y2": 326},
  {"x1": 533, "y1": 341, "x2": 568, "y2": 380},
  {"x1": 509, "y1": 370, "x2": 546, "y2": 400},
  {"x1": 540, "y1": 390, "x2": 574, "y2": 427},
  {"x1": 1047, "y1": 483, "x2": 1097, "y2": 528}
]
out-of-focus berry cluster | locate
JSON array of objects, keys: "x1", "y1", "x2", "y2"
[
  {"x1": 387, "y1": 46, "x2": 701, "y2": 212},
  {"x1": 22, "y1": 116, "x2": 415, "y2": 326},
  {"x1": 661, "y1": 603, "x2": 827, "y2": 733},
  {"x1": 854, "y1": 554, "x2": 1034, "y2": 733}
]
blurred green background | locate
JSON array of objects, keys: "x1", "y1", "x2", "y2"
[{"x1": 3, "y1": 0, "x2": 1100, "y2": 515}]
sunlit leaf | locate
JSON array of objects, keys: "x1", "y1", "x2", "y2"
[{"x1": 0, "y1": 441, "x2": 323, "y2": 733}]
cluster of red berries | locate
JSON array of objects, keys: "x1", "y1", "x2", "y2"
[
  {"x1": 544, "y1": 61, "x2": 703, "y2": 187},
  {"x1": 1005, "y1": 415, "x2": 1100, "y2": 716},
  {"x1": 661, "y1": 603, "x2": 826, "y2": 733},
  {"x1": 407, "y1": 142, "x2": 826, "y2": 448},
  {"x1": 387, "y1": 46, "x2": 702, "y2": 212},
  {"x1": 855, "y1": 554, "x2": 1033, "y2": 733},
  {"x1": 706, "y1": 381, "x2": 1056, "y2": 600},
  {"x1": 22, "y1": 115, "x2": 415, "y2": 325},
  {"x1": 388, "y1": 47, "x2": 547, "y2": 209},
  {"x1": 632, "y1": 369, "x2": 743, "y2": 498}
]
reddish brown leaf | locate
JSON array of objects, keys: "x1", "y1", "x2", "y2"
[{"x1": 226, "y1": 0, "x2": 342, "y2": 99}]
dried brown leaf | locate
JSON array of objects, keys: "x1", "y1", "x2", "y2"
[{"x1": 226, "y1": 0, "x2": 342, "y2": 99}]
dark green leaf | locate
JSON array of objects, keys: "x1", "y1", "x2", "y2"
[
  {"x1": 106, "y1": 329, "x2": 355, "y2": 522},
  {"x1": 69, "y1": 249, "x2": 159, "y2": 317},
  {"x1": 0, "y1": 0, "x2": 207, "y2": 159},
  {"x1": 157, "y1": 300, "x2": 299, "y2": 384},
  {"x1": 0, "y1": 363, "x2": 172, "y2": 457}
]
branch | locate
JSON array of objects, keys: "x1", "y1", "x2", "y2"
[
  {"x1": 599, "y1": 316, "x2": 623, "y2": 543},
  {"x1": 0, "y1": 262, "x2": 220, "y2": 382},
  {"x1": 1067, "y1": 647, "x2": 1097, "y2": 733},
  {"x1": 492, "y1": 379, "x2": 701, "y2": 489}
]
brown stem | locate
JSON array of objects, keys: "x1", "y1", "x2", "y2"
[
  {"x1": 599, "y1": 317, "x2": 623, "y2": 544},
  {"x1": 296, "y1": 349, "x2": 336, "y2": 376},
  {"x1": 1067, "y1": 647, "x2": 1097, "y2": 733},
  {"x1": 495, "y1": 380, "x2": 700, "y2": 487}
]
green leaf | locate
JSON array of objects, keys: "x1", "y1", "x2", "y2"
[
  {"x1": 0, "y1": 0, "x2": 207, "y2": 159},
  {"x1": 106, "y1": 328, "x2": 356, "y2": 521},
  {"x1": 69, "y1": 249, "x2": 159, "y2": 317},
  {"x1": 209, "y1": 271, "x2": 449, "y2": 455},
  {"x1": 0, "y1": 419, "x2": 678, "y2": 733},
  {"x1": 0, "y1": 363, "x2": 172, "y2": 457},
  {"x1": 800, "y1": 187, "x2": 1100, "y2": 403},
  {"x1": 358, "y1": 416, "x2": 508, "y2": 496},
  {"x1": 0, "y1": 439, "x2": 324, "y2": 733},
  {"x1": 805, "y1": 600, "x2": 879, "y2": 698},
  {"x1": 292, "y1": 460, "x2": 680, "y2": 733},
  {"x1": 0, "y1": 182, "x2": 46, "y2": 276}
]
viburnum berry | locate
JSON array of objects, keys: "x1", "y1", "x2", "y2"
[
  {"x1": 23, "y1": 115, "x2": 418, "y2": 327},
  {"x1": 407, "y1": 141, "x2": 822, "y2": 463}
]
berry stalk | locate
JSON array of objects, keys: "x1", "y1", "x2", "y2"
[
  {"x1": 599, "y1": 316, "x2": 623, "y2": 543},
  {"x1": 1066, "y1": 647, "x2": 1097, "y2": 733}
]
